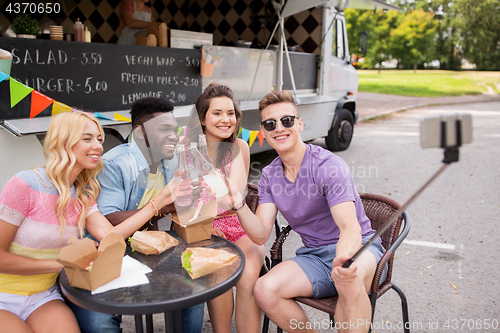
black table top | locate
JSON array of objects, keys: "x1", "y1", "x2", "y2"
[{"x1": 60, "y1": 232, "x2": 245, "y2": 315}]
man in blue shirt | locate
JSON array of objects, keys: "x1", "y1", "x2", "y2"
[
  {"x1": 97, "y1": 97, "x2": 179, "y2": 229},
  {"x1": 68, "y1": 97, "x2": 205, "y2": 333}
]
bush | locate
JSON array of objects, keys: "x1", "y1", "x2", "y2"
[{"x1": 12, "y1": 15, "x2": 41, "y2": 36}]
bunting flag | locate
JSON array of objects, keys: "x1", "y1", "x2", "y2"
[
  {"x1": 241, "y1": 129, "x2": 250, "y2": 143},
  {"x1": 235, "y1": 127, "x2": 268, "y2": 148},
  {"x1": 0, "y1": 70, "x2": 9, "y2": 82},
  {"x1": 51, "y1": 101, "x2": 72, "y2": 115},
  {"x1": 94, "y1": 112, "x2": 115, "y2": 121},
  {"x1": 114, "y1": 113, "x2": 131, "y2": 122},
  {"x1": 1, "y1": 74, "x2": 270, "y2": 150},
  {"x1": 0, "y1": 74, "x2": 135, "y2": 122},
  {"x1": 10, "y1": 77, "x2": 33, "y2": 108},
  {"x1": 258, "y1": 131, "x2": 264, "y2": 147},
  {"x1": 249, "y1": 131, "x2": 258, "y2": 147},
  {"x1": 30, "y1": 90, "x2": 53, "y2": 118}
]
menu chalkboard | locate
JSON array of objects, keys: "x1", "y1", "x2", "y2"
[{"x1": 0, "y1": 37, "x2": 202, "y2": 120}]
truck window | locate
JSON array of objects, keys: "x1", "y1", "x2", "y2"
[{"x1": 331, "y1": 19, "x2": 345, "y2": 60}]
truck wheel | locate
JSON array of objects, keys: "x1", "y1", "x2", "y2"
[{"x1": 325, "y1": 108, "x2": 354, "y2": 151}]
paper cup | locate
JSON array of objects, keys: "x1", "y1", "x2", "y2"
[
  {"x1": 200, "y1": 60, "x2": 214, "y2": 77},
  {"x1": 0, "y1": 49, "x2": 13, "y2": 76}
]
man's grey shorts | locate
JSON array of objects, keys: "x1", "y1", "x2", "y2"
[{"x1": 289, "y1": 237, "x2": 387, "y2": 298}]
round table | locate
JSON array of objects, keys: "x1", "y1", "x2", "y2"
[{"x1": 60, "y1": 233, "x2": 245, "y2": 333}]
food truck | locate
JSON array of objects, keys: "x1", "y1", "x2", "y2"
[{"x1": 0, "y1": 0, "x2": 398, "y2": 189}]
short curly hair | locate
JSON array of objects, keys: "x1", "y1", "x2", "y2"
[{"x1": 130, "y1": 97, "x2": 174, "y2": 129}]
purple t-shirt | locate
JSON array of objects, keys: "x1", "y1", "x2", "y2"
[{"x1": 258, "y1": 144, "x2": 374, "y2": 248}]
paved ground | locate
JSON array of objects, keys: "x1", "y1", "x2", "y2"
[{"x1": 121, "y1": 91, "x2": 500, "y2": 332}]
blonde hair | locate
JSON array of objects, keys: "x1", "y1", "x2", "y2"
[{"x1": 43, "y1": 111, "x2": 104, "y2": 237}]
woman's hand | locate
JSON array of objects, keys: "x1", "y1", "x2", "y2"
[
  {"x1": 155, "y1": 182, "x2": 173, "y2": 208},
  {"x1": 211, "y1": 227, "x2": 226, "y2": 239}
]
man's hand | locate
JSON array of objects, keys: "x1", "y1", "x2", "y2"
[{"x1": 331, "y1": 255, "x2": 358, "y2": 287}]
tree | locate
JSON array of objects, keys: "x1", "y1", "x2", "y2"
[
  {"x1": 387, "y1": 0, "x2": 462, "y2": 70},
  {"x1": 345, "y1": 9, "x2": 399, "y2": 70},
  {"x1": 455, "y1": 0, "x2": 500, "y2": 70},
  {"x1": 405, "y1": 0, "x2": 462, "y2": 70},
  {"x1": 390, "y1": 9, "x2": 438, "y2": 71},
  {"x1": 430, "y1": 0, "x2": 462, "y2": 70}
]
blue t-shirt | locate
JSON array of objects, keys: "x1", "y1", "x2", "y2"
[{"x1": 258, "y1": 144, "x2": 374, "y2": 248}]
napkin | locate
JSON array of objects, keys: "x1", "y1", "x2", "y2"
[{"x1": 92, "y1": 255, "x2": 152, "y2": 294}]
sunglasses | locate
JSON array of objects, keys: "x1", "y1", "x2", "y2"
[{"x1": 260, "y1": 115, "x2": 299, "y2": 132}]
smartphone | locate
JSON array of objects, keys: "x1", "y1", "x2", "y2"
[{"x1": 420, "y1": 114, "x2": 472, "y2": 148}]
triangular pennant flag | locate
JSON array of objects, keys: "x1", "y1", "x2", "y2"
[
  {"x1": 94, "y1": 112, "x2": 115, "y2": 121},
  {"x1": 0, "y1": 70, "x2": 9, "y2": 82},
  {"x1": 249, "y1": 131, "x2": 258, "y2": 148},
  {"x1": 238, "y1": 127, "x2": 243, "y2": 137},
  {"x1": 258, "y1": 131, "x2": 264, "y2": 147},
  {"x1": 114, "y1": 112, "x2": 131, "y2": 122},
  {"x1": 182, "y1": 126, "x2": 187, "y2": 136},
  {"x1": 30, "y1": 90, "x2": 53, "y2": 118},
  {"x1": 51, "y1": 101, "x2": 72, "y2": 115},
  {"x1": 10, "y1": 78, "x2": 33, "y2": 108},
  {"x1": 177, "y1": 126, "x2": 183, "y2": 135},
  {"x1": 241, "y1": 129, "x2": 250, "y2": 143}
]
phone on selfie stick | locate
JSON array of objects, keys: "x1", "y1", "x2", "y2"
[{"x1": 342, "y1": 114, "x2": 472, "y2": 268}]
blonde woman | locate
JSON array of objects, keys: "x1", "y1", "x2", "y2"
[{"x1": 0, "y1": 111, "x2": 173, "y2": 332}]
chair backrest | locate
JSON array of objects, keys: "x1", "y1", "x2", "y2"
[
  {"x1": 246, "y1": 182, "x2": 259, "y2": 214},
  {"x1": 360, "y1": 193, "x2": 406, "y2": 287}
]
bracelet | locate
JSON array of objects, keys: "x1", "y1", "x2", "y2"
[
  {"x1": 229, "y1": 195, "x2": 246, "y2": 212},
  {"x1": 149, "y1": 199, "x2": 159, "y2": 216}
]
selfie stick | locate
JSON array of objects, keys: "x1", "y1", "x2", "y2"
[{"x1": 342, "y1": 118, "x2": 464, "y2": 268}]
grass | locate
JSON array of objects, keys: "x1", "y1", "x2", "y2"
[
  {"x1": 358, "y1": 70, "x2": 500, "y2": 97},
  {"x1": 487, "y1": 83, "x2": 500, "y2": 94}
]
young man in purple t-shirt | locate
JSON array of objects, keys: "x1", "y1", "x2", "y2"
[{"x1": 225, "y1": 91, "x2": 386, "y2": 333}]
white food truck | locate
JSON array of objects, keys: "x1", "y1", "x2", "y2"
[{"x1": 0, "y1": 0, "x2": 398, "y2": 189}]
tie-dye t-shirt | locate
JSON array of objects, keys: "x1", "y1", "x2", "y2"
[{"x1": 0, "y1": 168, "x2": 98, "y2": 296}]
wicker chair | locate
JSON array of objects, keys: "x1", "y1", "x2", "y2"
[{"x1": 263, "y1": 193, "x2": 411, "y2": 333}]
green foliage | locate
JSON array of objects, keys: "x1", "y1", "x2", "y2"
[
  {"x1": 455, "y1": 0, "x2": 500, "y2": 71},
  {"x1": 12, "y1": 15, "x2": 41, "y2": 36},
  {"x1": 345, "y1": 9, "x2": 399, "y2": 69},
  {"x1": 389, "y1": 9, "x2": 438, "y2": 70},
  {"x1": 345, "y1": 6, "x2": 438, "y2": 70},
  {"x1": 345, "y1": 0, "x2": 500, "y2": 70},
  {"x1": 417, "y1": 0, "x2": 462, "y2": 70}
]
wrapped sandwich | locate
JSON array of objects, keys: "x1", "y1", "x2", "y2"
[
  {"x1": 130, "y1": 230, "x2": 179, "y2": 255},
  {"x1": 182, "y1": 247, "x2": 238, "y2": 279}
]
